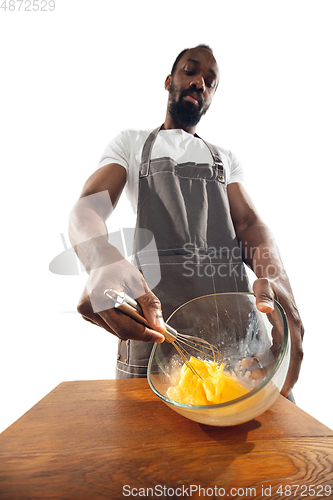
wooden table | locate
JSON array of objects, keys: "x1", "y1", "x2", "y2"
[{"x1": 0, "y1": 380, "x2": 332, "y2": 500}]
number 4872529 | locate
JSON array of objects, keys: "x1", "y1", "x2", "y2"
[
  {"x1": 0, "y1": 0, "x2": 55, "y2": 11},
  {"x1": 276, "y1": 484, "x2": 332, "y2": 496}
]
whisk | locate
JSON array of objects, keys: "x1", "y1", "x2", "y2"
[{"x1": 104, "y1": 289, "x2": 223, "y2": 377}]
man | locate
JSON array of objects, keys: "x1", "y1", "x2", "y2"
[{"x1": 69, "y1": 45, "x2": 303, "y2": 397}]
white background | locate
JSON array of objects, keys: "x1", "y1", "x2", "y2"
[{"x1": 1, "y1": 0, "x2": 332, "y2": 433}]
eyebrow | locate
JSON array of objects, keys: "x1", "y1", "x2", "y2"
[{"x1": 186, "y1": 58, "x2": 218, "y2": 79}]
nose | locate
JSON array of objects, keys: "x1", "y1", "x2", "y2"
[{"x1": 190, "y1": 74, "x2": 205, "y2": 93}]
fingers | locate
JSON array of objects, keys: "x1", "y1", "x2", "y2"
[
  {"x1": 77, "y1": 287, "x2": 165, "y2": 343},
  {"x1": 77, "y1": 287, "x2": 118, "y2": 335},
  {"x1": 241, "y1": 355, "x2": 271, "y2": 387},
  {"x1": 281, "y1": 326, "x2": 304, "y2": 397},
  {"x1": 252, "y1": 277, "x2": 304, "y2": 397},
  {"x1": 137, "y1": 292, "x2": 166, "y2": 334},
  {"x1": 253, "y1": 278, "x2": 275, "y2": 313},
  {"x1": 99, "y1": 307, "x2": 165, "y2": 343}
]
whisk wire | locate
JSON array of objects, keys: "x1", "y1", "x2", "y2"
[
  {"x1": 176, "y1": 335, "x2": 223, "y2": 364},
  {"x1": 172, "y1": 343, "x2": 202, "y2": 377},
  {"x1": 103, "y1": 289, "x2": 224, "y2": 379}
]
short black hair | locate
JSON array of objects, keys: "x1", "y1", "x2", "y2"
[{"x1": 170, "y1": 44, "x2": 214, "y2": 76}]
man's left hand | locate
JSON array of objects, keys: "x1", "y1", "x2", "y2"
[{"x1": 253, "y1": 276, "x2": 304, "y2": 397}]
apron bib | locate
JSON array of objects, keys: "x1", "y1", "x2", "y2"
[{"x1": 116, "y1": 126, "x2": 250, "y2": 378}]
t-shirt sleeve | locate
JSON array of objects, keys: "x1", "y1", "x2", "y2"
[
  {"x1": 97, "y1": 130, "x2": 131, "y2": 171},
  {"x1": 228, "y1": 151, "x2": 244, "y2": 184}
]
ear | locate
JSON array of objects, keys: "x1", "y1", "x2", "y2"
[{"x1": 165, "y1": 75, "x2": 172, "y2": 91}]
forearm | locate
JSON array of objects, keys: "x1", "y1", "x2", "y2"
[
  {"x1": 228, "y1": 182, "x2": 303, "y2": 395},
  {"x1": 68, "y1": 163, "x2": 128, "y2": 274},
  {"x1": 69, "y1": 163, "x2": 166, "y2": 340},
  {"x1": 69, "y1": 202, "x2": 123, "y2": 275},
  {"x1": 227, "y1": 183, "x2": 282, "y2": 276},
  {"x1": 237, "y1": 221, "x2": 286, "y2": 281}
]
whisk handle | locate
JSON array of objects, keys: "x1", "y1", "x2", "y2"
[{"x1": 104, "y1": 289, "x2": 177, "y2": 343}]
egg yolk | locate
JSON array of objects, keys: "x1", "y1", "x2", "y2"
[{"x1": 167, "y1": 357, "x2": 249, "y2": 405}]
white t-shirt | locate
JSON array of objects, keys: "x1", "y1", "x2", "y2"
[{"x1": 97, "y1": 128, "x2": 244, "y2": 214}]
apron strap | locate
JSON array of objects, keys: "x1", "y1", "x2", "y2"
[
  {"x1": 196, "y1": 134, "x2": 226, "y2": 184},
  {"x1": 140, "y1": 126, "x2": 163, "y2": 177},
  {"x1": 140, "y1": 126, "x2": 226, "y2": 184}
]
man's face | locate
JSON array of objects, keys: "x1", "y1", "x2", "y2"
[{"x1": 166, "y1": 47, "x2": 219, "y2": 128}]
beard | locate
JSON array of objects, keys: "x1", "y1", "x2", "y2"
[{"x1": 168, "y1": 82, "x2": 210, "y2": 128}]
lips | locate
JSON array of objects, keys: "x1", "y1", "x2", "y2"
[
  {"x1": 184, "y1": 95, "x2": 199, "y2": 106},
  {"x1": 182, "y1": 91, "x2": 203, "y2": 107}
]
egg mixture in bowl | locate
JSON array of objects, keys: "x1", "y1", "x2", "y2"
[{"x1": 148, "y1": 292, "x2": 290, "y2": 426}]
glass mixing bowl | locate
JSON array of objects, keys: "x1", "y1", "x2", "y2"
[{"x1": 148, "y1": 292, "x2": 290, "y2": 426}]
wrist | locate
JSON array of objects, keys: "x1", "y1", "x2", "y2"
[{"x1": 252, "y1": 243, "x2": 284, "y2": 280}]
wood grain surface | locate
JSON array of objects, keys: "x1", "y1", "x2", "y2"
[{"x1": 0, "y1": 379, "x2": 332, "y2": 500}]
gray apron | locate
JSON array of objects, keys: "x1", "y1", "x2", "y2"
[{"x1": 116, "y1": 126, "x2": 250, "y2": 378}]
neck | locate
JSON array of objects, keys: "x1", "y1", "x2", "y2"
[{"x1": 163, "y1": 113, "x2": 197, "y2": 135}]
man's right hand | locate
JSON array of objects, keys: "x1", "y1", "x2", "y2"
[
  {"x1": 77, "y1": 262, "x2": 166, "y2": 343},
  {"x1": 69, "y1": 162, "x2": 165, "y2": 343}
]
